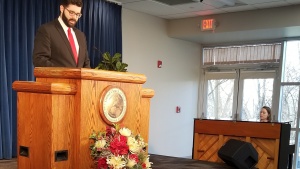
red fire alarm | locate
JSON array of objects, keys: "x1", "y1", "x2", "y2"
[
  {"x1": 176, "y1": 106, "x2": 181, "y2": 113},
  {"x1": 157, "y1": 60, "x2": 162, "y2": 68}
]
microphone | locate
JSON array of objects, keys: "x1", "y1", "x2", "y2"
[{"x1": 93, "y1": 46, "x2": 103, "y2": 55}]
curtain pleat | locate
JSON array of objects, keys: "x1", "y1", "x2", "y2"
[
  {"x1": 79, "y1": 0, "x2": 122, "y2": 67},
  {"x1": 0, "y1": 0, "x2": 4, "y2": 159},
  {"x1": 0, "y1": 0, "x2": 121, "y2": 159}
]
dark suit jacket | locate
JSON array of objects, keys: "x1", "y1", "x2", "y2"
[{"x1": 33, "y1": 19, "x2": 90, "y2": 68}]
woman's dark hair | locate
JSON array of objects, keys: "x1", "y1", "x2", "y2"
[
  {"x1": 60, "y1": 0, "x2": 83, "y2": 7},
  {"x1": 262, "y1": 106, "x2": 271, "y2": 122}
]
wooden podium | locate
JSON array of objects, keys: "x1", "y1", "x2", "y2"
[{"x1": 12, "y1": 67, "x2": 154, "y2": 169}]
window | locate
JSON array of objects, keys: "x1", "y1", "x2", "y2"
[
  {"x1": 202, "y1": 43, "x2": 280, "y2": 121},
  {"x1": 203, "y1": 70, "x2": 275, "y2": 121},
  {"x1": 240, "y1": 73, "x2": 274, "y2": 121},
  {"x1": 279, "y1": 40, "x2": 300, "y2": 168},
  {"x1": 205, "y1": 72, "x2": 235, "y2": 120},
  {"x1": 282, "y1": 41, "x2": 300, "y2": 83}
]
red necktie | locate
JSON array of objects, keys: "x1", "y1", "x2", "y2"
[{"x1": 68, "y1": 28, "x2": 78, "y2": 64}]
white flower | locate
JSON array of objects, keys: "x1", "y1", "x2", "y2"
[
  {"x1": 127, "y1": 136, "x2": 135, "y2": 145},
  {"x1": 107, "y1": 155, "x2": 126, "y2": 169},
  {"x1": 136, "y1": 136, "x2": 147, "y2": 148},
  {"x1": 144, "y1": 156, "x2": 152, "y2": 169},
  {"x1": 119, "y1": 127, "x2": 132, "y2": 137},
  {"x1": 127, "y1": 136, "x2": 142, "y2": 153},
  {"x1": 129, "y1": 144, "x2": 142, "y2": 153},
  {"x1": 95, "y1": 139, "x2": 106, "y2": 149},
  {"x1": 126, "y1": 158, "x2": 137, "y2": 168}
]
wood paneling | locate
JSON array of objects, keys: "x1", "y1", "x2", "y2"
[
  {"x1": 13, "y1": 81, "x2": 76, "y2": 94},
  {"x1": 194, "y1": 120, "x2": 281, "y2": 139},
  {"x1": 16, "y1": 93, "x2": 75, "y2": 168},
  {"x1": 193, "y1": 119, "x2": 290, "y2": 169}
]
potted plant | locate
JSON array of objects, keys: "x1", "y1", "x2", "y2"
[{"x1": 95, "y1": 52, "x2": 128, "y2": 72}]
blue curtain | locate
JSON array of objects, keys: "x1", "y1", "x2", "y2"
[
  {"x1": 80, "y1": 0, "x2": 122, "y2": 67},
  {"x1": 0, "y1": 0, "x2": 122, "y2": 159}
]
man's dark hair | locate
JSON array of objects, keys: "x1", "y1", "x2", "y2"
[{"x1": 60, "y1": 0, "x2": 83, "y2": 7}]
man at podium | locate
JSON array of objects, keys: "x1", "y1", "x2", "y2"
[{"x1": 32, "y1": 0, "x2": 90, "y2": 68}]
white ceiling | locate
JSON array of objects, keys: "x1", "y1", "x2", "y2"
[{"x1": 109, "y1": 0, "x2": 300, "y2": 19}]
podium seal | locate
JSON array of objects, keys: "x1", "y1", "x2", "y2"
[{"x1": 100, "y1": 86, "x2": 127, "y2": 125}]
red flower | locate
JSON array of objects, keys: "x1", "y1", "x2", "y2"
[
  {"x1": 129, "y1": 154, "x2": 139, "y2": 163},
  {"x1": 97, "y1": 157, "x2": 108, "y2": 169},
  {"x1": 109, "y1": 135, "x2": 129, "y2": 155},
  {"x1": 142, "y1": 163, "x2": 147, "y2": 168},
  {"x1": 106, "y1": 126, "x2": 116, "y2": 137}
]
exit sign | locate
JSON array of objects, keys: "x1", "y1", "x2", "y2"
[{"x1": 201, "y1": 19, "x2": 216, "y2": 31}]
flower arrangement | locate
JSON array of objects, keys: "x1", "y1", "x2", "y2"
[{"x1": 89, "y1": 124, "x2": 152, "y2": 169}]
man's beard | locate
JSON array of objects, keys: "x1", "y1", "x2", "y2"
[{"x1": 62, "y1": 11, "x2": 77, "y2": 27}]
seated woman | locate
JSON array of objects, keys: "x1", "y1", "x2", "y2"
[{"x1": 260, "y1": 106, "x2": 271, "y2": 122}]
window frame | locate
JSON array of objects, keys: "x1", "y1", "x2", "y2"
[{"x1": 203, "y1": 69, "x2": 278, "y2": 121}]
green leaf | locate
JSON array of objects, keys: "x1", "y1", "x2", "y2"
[
  {"x1": 112, "y1": 53, "x2": 121, "y2": 63},
  {"x1": 116, "y1": 61, "x2": 122, "y2": 70},
  {"x1": 95, "y1": 51, "x2": 128, "y2": 72},
  {"x1": 113, "y1": 53, "x2": 121, "y2": 58},
  {"x1": 102, "y1": 52, "x2": 111, "y2": 61}
]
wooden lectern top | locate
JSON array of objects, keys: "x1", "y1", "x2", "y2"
[{"x1": 34, "y1": 67, "x2": 147, "y2": 84}]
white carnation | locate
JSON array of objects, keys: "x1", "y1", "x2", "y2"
[
  {"x1": 95, "y1": 139, "x2": 106, "y2": 149},
  {"x1": 107, "y1": 155, "x2": 126, "y2": 169},
  {"x1": 126, "y1": 158, "x2": 137, "y2": 168},
  {"x1": 119, "y1": 127, "x2": 132, "y2": 137}
]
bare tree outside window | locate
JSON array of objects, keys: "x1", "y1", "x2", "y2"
[
  {"x1": 282, "y1": 41, "x2": 300, "y2": 83},
  {"x1": 242, "y1": 79, "x2": 273, "y2": 121},
  {"x1": 280, "y1": 86, "x2": 299, "y2": 127},
  {"x1": 207, "y1": 79, "x2": 234, "y2": 120}
]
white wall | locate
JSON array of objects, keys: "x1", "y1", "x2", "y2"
[
  {"x1": 122, "y1": 9, "x2": 201, "y2": 157},
  {"x1": 168, "y1": 5, "x2": 300, "y2": 44}
]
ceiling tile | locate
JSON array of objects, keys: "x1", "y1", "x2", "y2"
[
  {"x1": 252, "y1": 1, "x2": 290, "y2": 9},
  {"x1": 160, "y1": 12, "x2": 199, "y2": 19},
  {"x1": 238, "y1": 0, "x2": 284, "y2": 5},
  {"x1": 114, "y1": 0, "x2": 143, "y2": 3},
  {"x1": 194, "y1": 8, "x2": 228, "y2": 15},
  {"x1": 220, "y1": 4, "x2": 258, "y2": 12},
  {"x1": 286, "y1": 0, "x2": 300, "y2": 4},
  {"x1": 122, "y1": 0, "x2": 185, "y2": 16},
  {"x1": 154, "y1": 0, "x2": 199, "y2": 6},
  {"x1": 113, "y1": 0, "x2": 298, "y2": 19},
  {"x1": 173, "y1": 2, "x2": 215, "y2": 12},
  {"x1": 203, "y1": 0, "x2": 240, "y2": 8}
]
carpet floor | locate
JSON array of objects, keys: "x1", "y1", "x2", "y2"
[
  {"x1": 0, "y1": 159, "x2": 17, "y2": 169},
  {"x1": 0, "y1": 155, "x2": 233, "y2": 169}
]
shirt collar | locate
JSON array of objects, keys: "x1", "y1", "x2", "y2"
[{"x1": 58, "y1": 16, "x2": 70, "y2": 33}]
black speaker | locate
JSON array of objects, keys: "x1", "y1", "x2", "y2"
[{"x1": 218, "y1": 139, "x2": 258, "y2": 169}]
